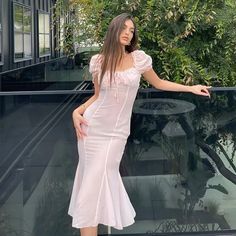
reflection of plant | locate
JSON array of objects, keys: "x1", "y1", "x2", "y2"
[
  {"x1": 146, "y1": 219, "x2": 221, "y2": 234},
  {"x1": 33, "y1": 178, "x2": 79, "y2": 236},
  {"x1": 125, "y1": 178, "x2": 141, "y2": 213},
  {"x1": 177, "y1": 169, "x2": 228, "y2": 221},
  {"x1": 204, "y1": 200, "x2": 219, "y2": 216},
  {"x1": 149, "y1": 178, "x2": 166, "y2": 220},
  {"x1": 0, "y1": 212, "x2": 21, "y2": 236}
]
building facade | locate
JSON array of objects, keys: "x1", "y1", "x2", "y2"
[{"x1": 0, "y1": 0, "x2": 60, "y2": 74}]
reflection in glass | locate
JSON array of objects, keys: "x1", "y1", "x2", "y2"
[
  {"x1": 0, "y1": 4, "x2": 1, "y2": 62},
  {"x1": 38, "y1": 12, "x2": 50, "y2": 56},
  {"x1": 14, "y1": 5, "x2": 23, "y2": 31},
  {"x1": 39, "y1": 13, "x2": 44, "y2": 33},
  {"x1": 39, "y1": 34, "x2": 45, "y2": 54},
  {"x1": 23, "y1": 8, "x2": 31, "y2": 33},
  {"x1": 14, "y1": 33, "x2": 23, "y2": 59},
  {"x1": 24, "y1": 33, "x2": 32, "y2": 58},
  {"x1": 0, "y1": 34, "x2": 1, "y2": 62},
  {"x1": 14, "y1": 4, "x2": 32, "y2": 60},
  {"x1": 45, "y1": 34, "x2": 50, "y2": 54},
  {"x1": 45, "y1": 14, "x2": 50, "y2": 33}
]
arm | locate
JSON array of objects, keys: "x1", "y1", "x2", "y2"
[
  {"x1": 72, "y1": 74, "x2": 100, "y2": 139},
  {"x1": 143, "y1": 69, "x2": 211, "y2": 97},
  {"x1": 73, "y1": 76, "x2": 100, "y2": 115}
]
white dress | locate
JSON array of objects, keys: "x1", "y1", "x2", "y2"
[{"x1": 68, "y1": 50, "x2": 152, "y2": 230}]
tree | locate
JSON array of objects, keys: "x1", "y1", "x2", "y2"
[{"x1": 53, "y1": 0, "x2": 236, "y2": 86}]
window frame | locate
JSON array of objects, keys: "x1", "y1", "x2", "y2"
[
  {"x1": 0, "y1": 0, "x2": 3, "y2": 65},
  {"x1": 38, "y1": 10, "x2": 51, "y2": 58},
  {"x1": 13, "y1": 2, "x2": 33, "y2": 62}
]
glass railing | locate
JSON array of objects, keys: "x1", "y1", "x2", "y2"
[
  {"x1": 0, "y1": 57, "x2": 92, "y2": 92},
  {"x1": 0, "y1": 88, "x2": 236, "y2": 236}
]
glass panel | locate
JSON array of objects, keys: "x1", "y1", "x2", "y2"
[
  {"x1": 38, "y1": 13, "x2": 44, "y2": 34},
  {"x1": 0, "y1": 0, "x2": 1, "y2": 31},
  {"x1": 44, "y1": 34, "x2": 50, "y2": 54},
  {"x1": 24, "y1": 33, "x2": 31, "y2": 58},
  {"x1": 39, "y1": 34, "x2": 45, "y2": 55},
  {"x1": 14, "y1": 33, "x2": 23, "y2": 59},
  {"x1": 23, "y1": 8, "x2": 31, "y2": 33},
  {"x1": 0, "y1": 89, "x2": 236, "y2": 236},
  {"x1": 44, "y1": 14, "x2": 50, "y2": 34},
  {"x1": 14, "y1": 4, "x2": 23, "y2": 31},
  {"x1": 0, "y1": 33, "x2": 1, "y2": 62}
]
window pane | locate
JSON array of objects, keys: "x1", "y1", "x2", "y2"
[
  {"x1": 0, "y1": 3, "x2": 1, "y2": 31},
  {"x1": 24, "y1": 33, "x2": 32, "y2": 58},
  {"x1": 24, "y1": 8, "x2": 31, "y2": 33},
  {"x1": 44, "y1": 34, "x2": 50, "y2": 54},
  {"x1": 39, "y1": 34, "x2": 45, "y2": 55},
  {"x1": 14, "y1": 5, "x2": 23, "y2": 31},
  {"x1": 44, "y1": 14, "x2": 50, "y2": 34},
  {"x1": 39, "y1": 13, "x2": 44, "y2": 34},
  {"x1": 0, "y1": 34, "x2": 2, "y2": 61},
  {"x1": 14, "y1": 33, "x2": 23, "y2": 59}
]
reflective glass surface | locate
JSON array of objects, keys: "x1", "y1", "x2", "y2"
[
  {"x1": 13, "y1": 4, "x2": 32, "y2": 60},
  {"x1": 14, "y1": 33, "x2": 24, "y2": 59},
  {"x1": 14, "y1": 4, "x2": 23, "y2": 31},
  {"x1": 39, "y1": 34, "x2": 44, "y2": 55},
  {"x1": 24, "y1": 33, "x2": 32, "y2": 58},
  {"x1": 38, "y1": 13, "x2": 44, "y2": 34},
  {"x1": 44, "y1": 14, "x2": 50, "y2": 34},
  {"x1": 0, "y1": 33, "x2": 2, "y2": 62},
  {"x1": 0, "y1": 0, "x2": 2, "y2": 63},
  {"x1": 23, "y1": 8, "x2": 31, "y2": 33},
  {"x1": 0, "y1": 58, "x2": 90, "y2": 92},
  {"x1": 38, "y1": 13, "x2": 50, "y2": 56},
  {"x1": 0, "y1": 88, "x2": 236, "y2": 236}
]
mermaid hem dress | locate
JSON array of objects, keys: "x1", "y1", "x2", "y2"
[{"x1": 68, "y1": 50, "x2": 152, "y2": 230}]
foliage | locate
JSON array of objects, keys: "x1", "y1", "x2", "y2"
[{"x1": 53, "y1": 0, "x2": 236, "y2": 86}]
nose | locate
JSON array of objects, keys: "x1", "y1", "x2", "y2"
[{"x1": 124, "y1": 28, "x2": 129, "y2": 35}]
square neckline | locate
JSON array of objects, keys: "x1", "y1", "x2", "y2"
[{"x1": 115, "y1": 51, "x2": 136, "y2": 73}]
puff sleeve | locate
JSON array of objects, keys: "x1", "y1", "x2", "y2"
[
  {"x1": 89, "y1": 54, "x2": 101, "y2": 76},
  {"x1": 133, "y1": 50, "x2": 152, "y2": 74}
]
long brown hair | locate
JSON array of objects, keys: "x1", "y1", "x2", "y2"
[{"x1": 99, "y1": 13, "x2": 138, "y2": 84}]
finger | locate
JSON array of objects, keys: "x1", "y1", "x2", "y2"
[
  {"x1": 80, "y1": 117, "x2": 88, "y2": 126},
  {"x1": 75, "y1": 128, "x2": 81, "y2": 140},
  {"x1": 75, "y1": 125, "x2": 85, "y2": 139},
  {"x1": 200, "y1": 90, "x2": 211, "y2": 97},
  {"x1": 77, "y1": 124, "x2": 87, "y2": 137}
]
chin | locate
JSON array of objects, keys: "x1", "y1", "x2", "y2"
[{"x1": 120, "y1": 41, "x2": 129, "y2": 46}]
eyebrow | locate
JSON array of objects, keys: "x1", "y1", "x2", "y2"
[{"x1": 124, "y1": 24, "x2": 135, "y2": 30}]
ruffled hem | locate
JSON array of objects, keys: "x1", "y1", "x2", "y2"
[
  {"x1": 70, "y1": 214, "x2": 135, "y2": 230},
  {"x1": 68, "y1": 166, "x2": 136, "y2": 231}
]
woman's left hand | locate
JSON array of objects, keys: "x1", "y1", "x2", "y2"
[{"x1": 190, "y1": 85, "x2": 211, "y2": 97}]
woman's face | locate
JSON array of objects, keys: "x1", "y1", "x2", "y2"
[{"x1": 119, "y1": 19, "x2": 135, "y2": 46}]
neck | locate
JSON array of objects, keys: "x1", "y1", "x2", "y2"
[{"x1": 122, "y1": 46, "x2": 127, "y2": 55}]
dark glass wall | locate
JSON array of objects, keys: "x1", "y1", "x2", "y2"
[
  {"x1": 0, "y1": 0, "x2": 56, "y2": 74},
  {"x1": 0, "y1": 88, "x2": 236, "y2": 236}
]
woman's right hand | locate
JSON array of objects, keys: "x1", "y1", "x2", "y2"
[{"x1": 72, "y1": 109, "x2": 88, "y2": 140}]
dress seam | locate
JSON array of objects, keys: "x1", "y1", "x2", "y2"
[{"x1": 94, "y1": 86, "x2": 130, "y2": 224}]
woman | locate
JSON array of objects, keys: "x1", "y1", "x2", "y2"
[{"x1": 68, "y1": 13, "x2": 211, "y2": 236}]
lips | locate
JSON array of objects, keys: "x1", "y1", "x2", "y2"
[{"x1": 122, "y1": 37, "x2": 129, "y2": 41}]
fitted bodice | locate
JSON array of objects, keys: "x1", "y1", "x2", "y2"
[{"x1": 83, "y1": 50, "x2": 152, "y2": 139}]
